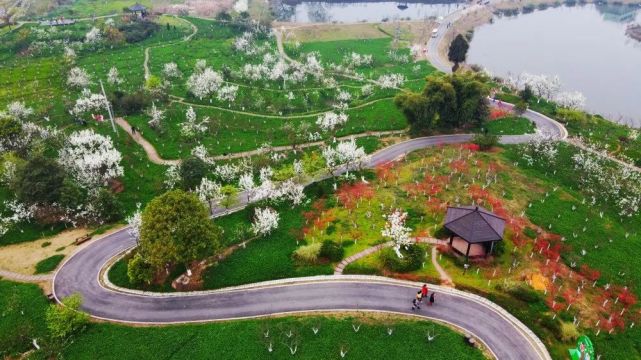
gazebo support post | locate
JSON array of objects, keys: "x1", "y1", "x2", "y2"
[
  {"x1": 449, "y1": 234, "x2": 453, "y2": 245},
  {"x1": 465, "y1": 242, "x2": 471, "y2": 260},
  {"x1": 489, "y1": 241, "x2": 495, "y2": 256}
]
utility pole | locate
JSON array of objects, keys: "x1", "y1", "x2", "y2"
[{"x1": 99, "y1": 79, "x2": 118, "y2": 135}]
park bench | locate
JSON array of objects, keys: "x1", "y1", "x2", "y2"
[{"x1": 74, "y1": 234, "x2": 92, "y2": 245}]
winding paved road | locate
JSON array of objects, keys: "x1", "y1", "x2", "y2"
[{"x1": 53, "y1": 112, "x2": 564, "y2": 359}]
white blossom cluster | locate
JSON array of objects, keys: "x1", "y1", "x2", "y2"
[
  {"x1": 361, "y1": 84, "x2": 374, "y2": 97},
  {"x1": 343, "y1": 52, "x2": 373, "y2": 68},
  {"x1": 0, "y1": 200, "x2": 36, "y2": 236},
  {"x1": 376, "y1": 73, "x2": 405, "y2": 89},
  {"x1": 67, "y1": 67, "x2": 91, "y2": 88},
  {"x1": 84, "y1": 27, "x2": 102, "y2": 43},
  {"x1": 147, "y1": 103, "x2": 165, "y2": 129},
  {"x1": 233, "y1": 31, "x2": 263, "y2": 55},
  {"x1": 520, "y1": 131, "x2": 559, "y2": 166},
  {"x1": 572, "y1": 149, "x2": 641, "y2": 217},
  {"x1": 58, "y1": 129, "x2": 124, "y2": 189},
  {"x1": 186, "y1": 67, "x2": 223, "y2": 99},
  {"x1": 251, "y1": 207, "x2": 280, "y2": 236},
  {"x1": 126, "y1": 203, "x2": 142, "y2": 241},
  {"x1": 1, "y1": 101, "x2": 33, "y2": 121},
  {"x1": 195, "y1": 178, "x2": 222, "y2": 205},
  {"x1": 387, "y1": 50, "x2": 410, "y2": 64},
  {"x1": 191, "y1": 144, "x2": 215, "y2": 165},
  {"x1": 64, "y1": 46, "x2": 77, "y2": 63},
  {"x1": 216, "y1": 85, "x2": 239, "y2": 102},
  {"x1": 381, "y1": 209, "x2": 413, "y2": 258},
  {"x1": 555, "y1": 91, "x2": 586, "y2": 110},
  {"x1": 316, "y1": 111, "x2": 348, "y2": 133},
  {"x1": 322, "y1": 138, "x2": 367, "y2": 171},
  {"x1": 107, "y1": 67, "x2": 123, "y2": 85},
  {"x1": 162, "y1": 62, "x2": 182, "y2": 78},
  {"x1": 71, "y1": 90, "x2": 108, "y2": 116},
  {"x1": 164, "y1": 164, "x2": 181, "y2": 189},
  {"x1": 180, "y1": 107, "x2": 209, "y2": 138},
  {"x1": 214, "y1": 164, "x2": 241, "y2": 182}
]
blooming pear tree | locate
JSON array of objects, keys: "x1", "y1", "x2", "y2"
[
  {"x1": 126, "y1": 203, "x2": 143, "y2": 241},
  {"x1": 195, "y1": 177, "x2": 223, "y2": 206},
  {"x1": 376, "y1": 73, "x2": 405, "y2": 89},
  {"x1": 381, "y1": 209, "x2": 413, "y2": 258},
  {"x1": 85, "y1": 27, "x2": 102, "y2": 43},
  {"x1": 147, "y1": 102, "x2": 165, "y2": 129},
  {"x1": 251, "y1": 207, "x2": 280, "y2": 236},
  {"x1": 180, "y1": 106, "x2": 209, "y2": 138},
  {"x1": 322, "y1": 138, "x2": 367, "y2": 174},
  {"x1": 67, "y1": 67, "x2": 91, "y2": 88},
  {"x1": 316, "y1": 111, "x2": 348, "y2": 133},
  {"x1": 162, "y1": 62, "x2": 182, "y2": 79},
  {"x1": 555, "y1": 91, "x2": 587, "y2": 110},
  {"x1": 3, "y1": 101, "x2": 33, "y2": 121},
  {"x1": 58, "y1": 129, "x2": 123, "y2": 189},
  {"x1": 71, "y1": 90, "x2": 109, "y2": 117},
  {"x1": 186, "y1": 68, "x2": 223, "y2": 99},
  {"x1": 107, "y1": 67, "x2": 123, "y2": 86}
]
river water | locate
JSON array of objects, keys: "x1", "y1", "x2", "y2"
[
  {"x1": 273, "y1": 1, "x2": 464, "y2": 23},
  {"x1": 468, "y1": 4, "x2": 641, "y2": 127}
]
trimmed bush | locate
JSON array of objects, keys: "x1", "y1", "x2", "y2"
[
  {"x1": 293, "y1": 242, "x2": 322, "y2": 264},
  {"x1": 380, "y1": 244, "x2": 426, "y2": 272},
  {"x1": 319, "y1": 240, "x2": 344, "y2": 262},
  {"x1": 34, "y1": 255, "x2": 65, "y2": 274}
]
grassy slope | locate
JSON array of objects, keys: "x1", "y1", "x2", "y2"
[{"x1": 485, "y1": 116, "x2": 535, "y2": 135}]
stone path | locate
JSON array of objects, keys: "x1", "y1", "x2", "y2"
[
  {"x1": 0, "y1": 269, "x2": 52, "y2": 282},
  {"x1": 115, "y1": 117, "x2": 179, "y2": 166}
]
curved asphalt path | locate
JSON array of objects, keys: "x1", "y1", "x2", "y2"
[{"x1": 53, "y1": 109, "x2": 564, "y2": 360}]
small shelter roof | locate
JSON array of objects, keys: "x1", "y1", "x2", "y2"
[
  {"x1": 444, "y1": 205, "x2": 505, "y2": 243},
  {"x1": 128, "y1": 3, "x2": 147, "y2": 12}
]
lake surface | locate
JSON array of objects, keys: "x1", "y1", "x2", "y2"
[
  {"x1": 274, "y1": 1, "x2": 464, "y2": 23},
  {"x1": 468, "y1": 4, "x2": 641, "y2": 127}
]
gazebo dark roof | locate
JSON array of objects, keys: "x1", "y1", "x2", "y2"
[
  {"x1": 444, "y1": 205, "x2": 505, "y2": 243},
  {"x1": 129, "y1": 3, "x2": 147, "y2": 12}
]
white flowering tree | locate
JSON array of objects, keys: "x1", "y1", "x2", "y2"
[
  {"x1": 238, "y1": 172, "x2": 256, "y2": 201},
  {"x1": 251, "y1": 207, "x2": 280, "y2": 236},
  {"x1": 164, "y1": 164, "x2": 181, "y2": 189},
  {"x1": 85, "y1": 27, "x2": 102, "y2": 43},
  {"x1": 278, "y1": 179, "x2": 305, "y2": 205},
  {"x1": 216, "y1": 85, "x2": 239, "y2": 102},
  {"x1": 382, "y1": 209, "x2": 413, "y2": 258},
  {"x1": 126, "y1": 203, "x2": 143, "y2": 241},
  {"x1": 521, "y1": 130, "x2": 559, "y2": 166},
  {"x1": 180, "y1": 106, "x2": 209, "y2": 138},
  {"x1": 162, "y1": 62, "x2": 182, "y2": 78},
  {"x1": 316, "y1": 111, "x2": 348, "y2": 133},
  {"x1": 147, "y1": 102, "x2": 165, "y2": 129},
  {"x1": 191, "y1": 144, "x2": 215, "y2": 165},
  {"x1": 107, "y1": 67, "x2": 123, "y2": 86},
  {"x1": 58, "y1": 129, "x2": 123, "y2": 189},
  {"x1": 322, "y1": 138, "x2": 367, "y2": 174},
  {"x1": 64, "y1": 46, "x2": 77, "y2": 64},
  {"x1": 71, "y1": 90, "x2": 109, "y2": 117},
  {"x1": 67, "y1": 67, "x2": 91, "y2": 88},
  {"x1": 555, "y1": 91, "x2": 586, "y2": 110},
  {"x1": 186, "y1": 68, "x2": 223, "y2": 99},
  {"x1": 195, "y1": 177, "x2": 222, "y2": 206},
  {"x1": 3, "y1": 101, "x2": 33, "y2": 121},
  {"x1": 0, "y1": 200, "x2": 36, "y2": 237},
  {"x1": 377, "y1": 73, "x2": 405, "y2": 89}
]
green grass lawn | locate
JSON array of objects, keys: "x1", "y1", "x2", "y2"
[
  {"x1": 0, "y1": 279, "x2": 485, "y2": 359},
  {"x1": 34, "y1": 254, "x2": 65, "y2": 274},
  {"x1": 484, "y1": 116, "x2": 535, "y2": 135}
]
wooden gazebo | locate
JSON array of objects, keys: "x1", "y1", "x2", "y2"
[
  {"x1": 444, "y1": 205, "x2": 505, "y2": 259},
  {"x1": 128, "y1": 3, "x2": 148, "y2": 18}
]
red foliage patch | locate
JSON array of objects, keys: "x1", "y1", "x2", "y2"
[
  {"x1": 489, "y1": 107, "x2": 512, "y2": 120},
  {"x1": 461, "y1": 143, "x2": 480, "y2": 152},
  {"x1": 336, "y1": 182, "x2": 375, "y2": 209}
]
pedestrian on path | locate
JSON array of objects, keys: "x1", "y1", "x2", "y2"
[
  {"x1": 131, "y1": 125, "x2": 137, "y2": 135},
  {"x1": 421, "y1": 284, "x2": 428, "y2": 299},
  {"x1": 412, "y1": 291, "x2": 423, "y2": 310},
  {"x1": 429, "y1": 292, "x2": 435, "y2": 306}
]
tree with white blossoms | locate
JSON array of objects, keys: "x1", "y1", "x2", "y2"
[
  {"x1": 277, "y1": 179, "x2": 305, "y2": 205},
  {"x1": 186, "y1": 68, "x2": 223, "y2": 99},
  {"x1": 194, "y1": 177, "x2": 222, "y2": 206},
  {"x1": 521, "y1": 130, "x2": 559, "y2": 167},
  {"x1": 377, "y1": 73, "x2": 405, "y2": 89},
  {"x1": 0, "y1": 200, "x2": 36, "y2": 237},
  {"x1": 67, "y1": 67, "x2": 91, "y2": 88},
  {"x1": 381, "y1": 209, "x2": 413, "y2": 258},
  {"x1": 555, "y1": 91, "x2": 586, "y2": 110},
  {"x1": 361, "y1": 84, "x2": 374, "y2": 97},
  {"x1": 63, "y1": 46, "x2": 76, "y2": 64},
  {"x1": 3, "y1": 101, "x2": 33, "y2": 121},
  {"x1": 251, "y1": 207, "x2": 279, "y2": 236},
  {"x1": 162, "y1": 62, "x2": 182, "y2": 79},
  {"x1": 180, "y1": 106, "x2": 209, "y2": 138},
  {"x1": 107, "y1": 67, "x2": 123, "y2": 86},
  {"x1": 508, "y1": 73, "x2": 560, "y2": 103},
  {"x1": 85, "y1": 27, "x2": 102, "y2": 43},
  {"x1": 191, "y1": 144, "x2": 215, "y2": 165},
  {"x1": 147, "y1": 102, "x2": 165, "y2": 129},
  {"x1": 126, "y1": 203, "x2": 143, "y2": 242},
  {"x1": 71, "y1": 90, "x2": 108, "y2": 116},
  {"x1": 216, "y1": 85, "x2": 238, "y2": 102},
  {"x1": 322, "y1": 138, "x2": 367, "y2": 175},
  {"x1": 164, "y1": 164, "x2": 180, "y2": 189},
  {"x1": 316, "y1": 111, "x2": 348, "y2": 133},
  {"x1": 238, "y1": 172, "x2": 255, "y2": 201},
  {"x1": 58, "y1": 129, "x2": 123, "y2": 189}
]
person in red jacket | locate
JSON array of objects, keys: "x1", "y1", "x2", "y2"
[{"x1": 421, "y1": 284, "x2": 428, "y2": 299}]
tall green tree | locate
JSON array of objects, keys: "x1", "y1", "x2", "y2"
[
  {"x1": 394, "y1": 72, "x2": 489, "y2": 134},
  {"x1": 448, "y1": 34, "x2": 470, "y2": 68},
  {"x1": 179, "y1": 156, "x2": 207, "y2": 190},
  {"x1": 138, "y1": 190, "x2": 222, "y2": 270},
  {"x1": 15, "y1": 155, "x2": 65, "y2": 205}
]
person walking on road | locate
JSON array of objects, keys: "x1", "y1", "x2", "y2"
[
  {"x1": 429, "y1": 292, "x2": 435, "y2": 306},
  {"x1": 412, "y1": 291, "x2": 423, "y2": 310},
  {"x1": 421, "y1": 284, "x2": 428, "y2": 299}
]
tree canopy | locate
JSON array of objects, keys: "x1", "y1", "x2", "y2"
[
  {"x1": 15, "y1": 155, "x2": 65, "y2": 205},
  {"x1": 138, "y1": 190, "x2": 222, "y2": 270},
  {"x1": 448, "y1": 34, "x2": 470, "y2": 66},
  {"x1": 394, "y1": 72, "x2": 490, "y2": 134}
]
